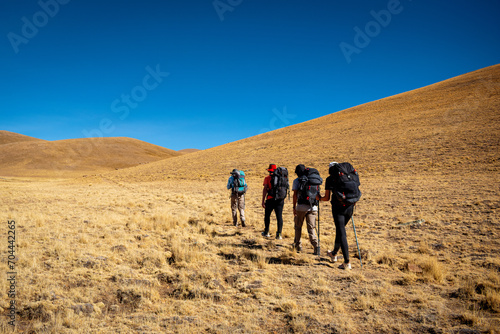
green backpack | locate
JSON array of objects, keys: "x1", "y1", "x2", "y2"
[{"x1": 232, "y1": 170, "x2": 248, "y2": 195}]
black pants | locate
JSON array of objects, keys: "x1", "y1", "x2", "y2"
[
  {"x1": 331, "y1": 203, "x2": 354, "y2": 263},
  {"x1": 264, "y1": 198, "x2": 284, "y2": 234}
]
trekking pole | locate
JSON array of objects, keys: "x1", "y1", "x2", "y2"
[
  {"x1": 316, "y1": 200, "x2": 320, "y2": 257},
  {"x1": 351, "y1": 206, "x2": 363, "y2": 268}
]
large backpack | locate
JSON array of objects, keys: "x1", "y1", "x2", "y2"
[
  {"x1": 329, "y1": 162, "x2": 361, "y2": 205},
  {"x1": 231, "y1": 170, "x2": 248, "y2": 195},
  {"x1": 297, "y1": 167, "x2": 323, "y2": 206},
  {"x1": 269, "y1": 167, "x2": 289, "y2": 200}
]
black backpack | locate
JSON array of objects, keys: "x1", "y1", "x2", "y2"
[
  {"x1": 297, "y1": 167, "x2": 323, "y2": 206},
  {"x1": 329, "y1": 162, "x2": 361, "y2": 205},
  {"x1": 231, "y1": 170, "x2": 248, "y2": 195},
  {"x1": 269, "y1": 167, "x2": 289, "y2": 200}
]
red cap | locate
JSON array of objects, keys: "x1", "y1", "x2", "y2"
[{"x1": 267, "y1": 164, "x2": 277, "y2": 172}]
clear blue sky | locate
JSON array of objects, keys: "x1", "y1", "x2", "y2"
[{"x1": 1, "y1": 0, "x2": 499, "y2": 150}]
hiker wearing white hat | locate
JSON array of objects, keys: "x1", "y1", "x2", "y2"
[{"x1": 319, "y1": 161, "x2": 361, "y2": 270}]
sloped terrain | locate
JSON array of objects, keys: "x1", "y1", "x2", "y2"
[{"x1": 0, "y1": 136, "x2": 181, "y2": 177}]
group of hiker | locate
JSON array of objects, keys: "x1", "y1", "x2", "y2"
[{"x1": 227, "y1": 162, "x2": 362, "y2": 270}]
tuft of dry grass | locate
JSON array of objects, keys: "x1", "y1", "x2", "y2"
[
  {"x1": 459, "y1": 304, "x2": 484, "y2": 327},
  {"x1": 417, "y1": 241, "x2": 431, "y2": 254},
  {"x1": 481, "y1": 288, "x2": 500, "y2": 312},
  {"x1": 418, "y1": 255, "x2": 445, "y2": 282}
]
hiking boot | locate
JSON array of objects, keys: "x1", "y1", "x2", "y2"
[
  {"x1": 339, "y1": 262, "x2": 351, "y2": 270},
  {"x1": 276, "y1": 233, "x2": 282, "y2": 240},
  {"x1": 327, "y1": 250, "x2": 338, "y2": 262},
  {"x1": 241, "y1": 221, "x2": 246, "y2": 227},
  {"x1": 293, "y1": 244, "x2": 302, "y2": 252},
  {"x1": 261, "y1": 231, "x2": 271, "y2": 238}
]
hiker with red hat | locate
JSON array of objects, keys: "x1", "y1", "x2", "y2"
[{"x1": 261, "y1": 164, "x2": 286, "y2": 239}]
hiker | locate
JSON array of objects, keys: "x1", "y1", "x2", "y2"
[
  {"x1": 261, "y1": 164, "x2": 288, "y2": 239},
  {"x1": 292, "y1": 164, "x2": 321, "y2": 255},
  {"x1": 227, "y1": 169, "x2": 247, "y2": 227},
  {"x1": 319, "y1": 161, "x2": 361, "y2": 270}
]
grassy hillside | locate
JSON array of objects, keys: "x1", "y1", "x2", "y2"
[
  {"x1": 0, "y1": 136, "x2": 181, "y2": 177},
  {"x1": 1, "y1": 65, "x2": 499, "y2": 333},
  {"x1": 0, "y1": 131, "x2": 45, "y2": 145}
]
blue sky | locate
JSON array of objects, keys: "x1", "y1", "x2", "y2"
[{"x1": 1, "y1": 0, "x2": 499, "y2": 150}]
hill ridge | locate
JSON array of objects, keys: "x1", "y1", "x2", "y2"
[
  {"x1": 0, "y1": 135, "x2": 181, "y2": 177},
  {"x1": 0, "y1": 130, "x2": 46, "y2": 145}
]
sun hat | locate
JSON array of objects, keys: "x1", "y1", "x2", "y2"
[{"x1": 267, "y1": 164, "x2": 277, "y2": 172}]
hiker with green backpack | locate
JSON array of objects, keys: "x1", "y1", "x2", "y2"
[
  {"x1": 227, "y1": 169, "x2": 247, "y2": 227},
  {"x1": 319, "y1": 162, "x2": 362, "y2": 270},
  {"x1": 292, "y1": 164, "x2": 322, "y2": 255}
]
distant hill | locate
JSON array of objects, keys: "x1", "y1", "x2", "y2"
[
  {"x1": 101, "y1": 64, "x2": 500, "y2": 183},
  {"x1": 0, "y1": 130, "x2": 45, "y2": 145},
  {"x1": 178, "y1": 148, "x2": 201, "y2": 154},
  {"x1": 0, "y1": 136, "x2": 181, "y2": 177}
]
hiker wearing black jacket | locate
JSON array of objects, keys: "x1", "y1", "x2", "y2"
[
  {"x1": 262, "y1": 164, "x2": 284, "y2": 239},
  {"x1": 319, "y1": 162, "x2": 355, "y2": 270}
]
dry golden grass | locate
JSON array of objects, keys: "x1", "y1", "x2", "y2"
[
  {"x1": 178, "y1": 148, "x2": 202, "y2": 154},
  {"x1": 1, "y1": 65, "x2": 499, "y2": 333}
]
